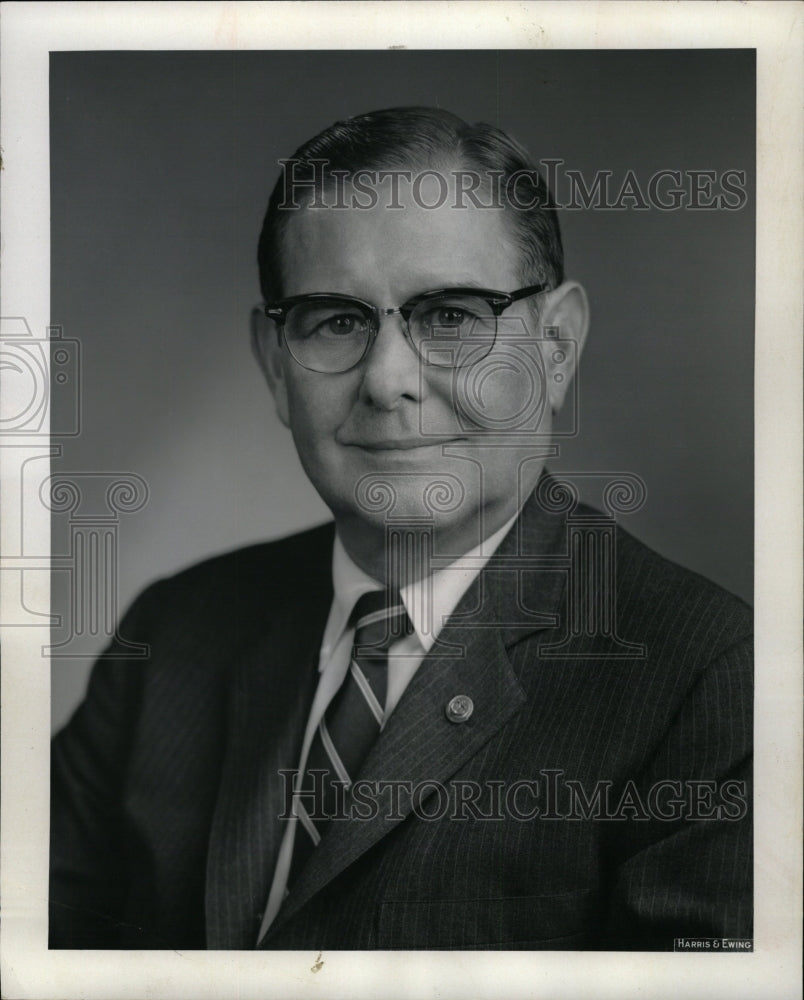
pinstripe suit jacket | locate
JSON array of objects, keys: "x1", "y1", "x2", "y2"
[{"x1": 49, "y1": 488, "x2": 753, "y2": 950}]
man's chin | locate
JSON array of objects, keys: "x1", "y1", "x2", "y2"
[
  {"x1": 347, "y1": 476, "x2": 468, "y2": 527},
  {"x1": 336, "y1": 498, "x2": 494, "y2": 557}
]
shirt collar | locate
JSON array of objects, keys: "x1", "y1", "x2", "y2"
[{"x1": 320, "y1": 511, "x2": 520, "y2": 667}]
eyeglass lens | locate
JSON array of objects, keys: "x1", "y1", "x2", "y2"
[{"x1": 283, "y1": 294, "x2": 498, "y2": 373}]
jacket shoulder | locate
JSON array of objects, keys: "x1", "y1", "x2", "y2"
[
  {"x1": 133, "y1": 520, "x2": 335, "y2": 625},
  {"x1": 168, "y1": 520, "x2": 334, "y2": 585},
  {"x1": 613, "y1": 521, "x2": 752, "y2": 651}
]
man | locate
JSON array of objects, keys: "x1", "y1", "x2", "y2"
[{"x1": 50, "y1": 107, "x2": 752, "y2": 950}]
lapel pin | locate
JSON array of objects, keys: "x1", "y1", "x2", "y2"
[{"x1": 445, "y1": 695, "x2": 474, "y2": 723}]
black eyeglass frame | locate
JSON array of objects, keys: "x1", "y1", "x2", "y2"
[{"x1": 261, "y1": 283, "x2": 549, "y2": 373}]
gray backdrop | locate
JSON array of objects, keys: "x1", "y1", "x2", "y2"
[{"x1": 50, "y1": 50, "x2": 755, "y2": 731}]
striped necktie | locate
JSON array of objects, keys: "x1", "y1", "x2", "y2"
[{"x1": 287, "y1": 588, "x2": 412, "y2": 887}]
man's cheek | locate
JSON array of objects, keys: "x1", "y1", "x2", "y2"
[
  {"x1": 286, "y1": 386, "x2": 349, "y2": 467},
  {"x1": 287, "y1": 380, "x2": 328, "y2": 434},
  {"x1": 284, "y1": 391, "x2": 322, "y2": 462},
  {"x1": 422, "y1": 351, "x2": 548, "y2": 436}
]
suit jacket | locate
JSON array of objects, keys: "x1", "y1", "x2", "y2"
[{"x1": 49, "y1": 488, "x2": 752, "y2": 950}]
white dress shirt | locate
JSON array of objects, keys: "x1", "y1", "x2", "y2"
[{"x1": 257, "y1": 512, "x2": 519, "y2": 942}]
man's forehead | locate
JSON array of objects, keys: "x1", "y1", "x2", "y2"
[
  {"x1": 279, "y1": 195, "x2": 519, "y2": 298},
  {"x1": 280, "y1": 171, "x2": 516, "y2": 253}
]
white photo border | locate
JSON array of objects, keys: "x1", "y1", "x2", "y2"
[{"x1": 1, "y1": 2, "x2": 801, "y2": 998}]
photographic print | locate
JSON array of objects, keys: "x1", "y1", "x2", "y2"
[{"x1": 1, "y1": 4, "x2": 801, "y2": 999}]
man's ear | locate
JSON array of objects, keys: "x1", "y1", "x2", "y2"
[
  {"x1": 537, "y1": 281, "x2": 590, "y2": 414},
  {"x1": 250, "y1": 306, "x2": 290, "y2": 427}
]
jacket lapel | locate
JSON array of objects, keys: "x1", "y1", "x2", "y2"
[
  {"x1": 262, "y1": 491, "x2": 568, "y2": 943},
  {"x1": 205, "y1": 540, "x2": 333, "y2": 949}
]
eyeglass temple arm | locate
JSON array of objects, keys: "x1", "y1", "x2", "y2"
[{"x1": 508, "y1": 282, "x2": 549, "y2": 305}]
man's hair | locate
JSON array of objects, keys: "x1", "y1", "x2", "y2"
[{"x1": 257, "y1": 106, "x2": 564, "y2": 302}]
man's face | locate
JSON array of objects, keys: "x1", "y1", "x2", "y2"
[{"x1": 256, "y1": 175, "x2": 584, "y2": 565}]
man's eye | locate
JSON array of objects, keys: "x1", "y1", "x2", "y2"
[
  {"x1": 317, "y1": 313, "x2": 365, "y2": 336},
  {"x1": 420, "y1": 304, "x2": 478, "y2": 330},
  {"x1": 435, "y1": 307, "x2": 467, "y2": 326}
]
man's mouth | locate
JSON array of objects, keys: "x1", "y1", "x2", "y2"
[{"x1": 343, "y1": 436, "x2": 465, "y2": 451}]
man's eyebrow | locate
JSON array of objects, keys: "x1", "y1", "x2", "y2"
[
  {"x1": 448, "y1": 278, "x2": 487, "y2": 288},
  {"x1": 412, "y1": 277, "x2": 491, "y2": 292}
]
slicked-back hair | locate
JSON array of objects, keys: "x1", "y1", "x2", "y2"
[{"x1": 257, "y1": 106, "x2": 564, "y2": 303}]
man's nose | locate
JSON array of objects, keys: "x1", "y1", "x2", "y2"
[{"x1": 358, "y1": 311, "x2": 424, "y2": 410}]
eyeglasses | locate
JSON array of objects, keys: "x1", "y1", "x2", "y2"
[{"x1": 261, "y1": 284, "x2": 548, "y2": 373}]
